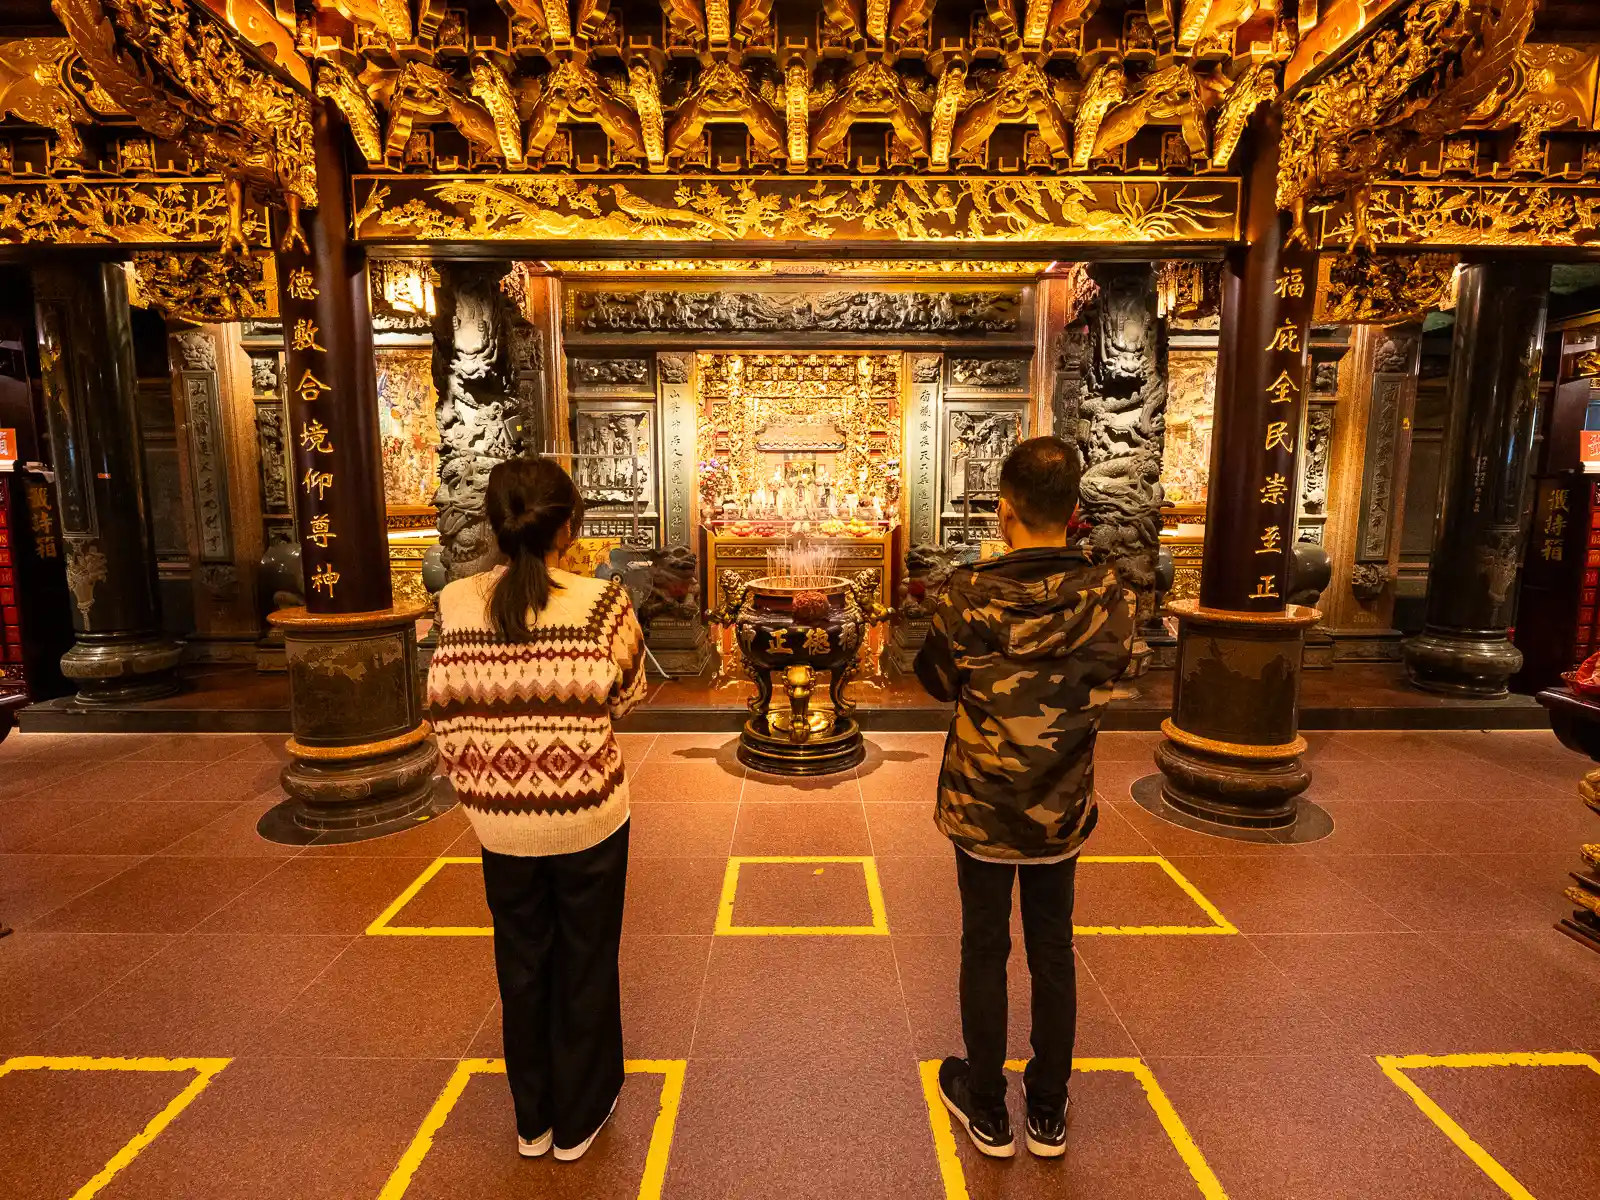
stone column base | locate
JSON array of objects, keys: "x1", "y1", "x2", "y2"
[
  {"x1": 258, "y1": 602, "x2": 445, "y2": 845},
  {"x1": 1403, "y1": 627, "x2": 1523, "y2": 698},
  {"x1": 888, "y1": 617, "x2": 931, "y2": 673},
  {"x1": 1156, "y1": 600, "x2": 1320, "y2": 833},
  {"x1": 60, "y1": 631, "x2": 185, "y2": 704}
]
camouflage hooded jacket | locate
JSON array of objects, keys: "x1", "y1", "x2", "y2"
[{"x1": 913, "y1": 547, "x2": 1135, "y2": 862}]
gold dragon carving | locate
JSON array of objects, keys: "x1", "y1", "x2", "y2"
[
  {"x1": 0, "y1": 38, "x2": 95, "y2": 163},
  {"x1": 129, "y1": 249, "x2": 273, "y2": 322},
  {"x1": 1277, "y1": 0, "x2": 1539, "y2": 249},
  {"x1": 1316, "y1": 252, "x2": 1457, "y2": 325},
  {"x1": 50, "y1": 0, "x2": 314, "y2": 216},
  {"x1": 668, "y1": 60, "x2": 785, "y2": 165},
  {"x1": 315, "y1": 60, "x2": 382, "y2": 166}
]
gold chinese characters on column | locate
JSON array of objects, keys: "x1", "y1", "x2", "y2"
[
  {"x1": 1249, "y1": 262, "x2": 1311, "y2": 604},
  {"x1": 279, "y1": 255, "x2": 340, "y2": 601}
]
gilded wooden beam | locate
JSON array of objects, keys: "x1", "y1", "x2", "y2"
[
  {"x1": 350, "y1": 173, "x2": 1241, "y2": 246},
  {"x1": 0, "y1": 177, "x2": 271, "y2": 248}
]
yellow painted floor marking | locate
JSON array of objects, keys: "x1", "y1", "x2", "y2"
[
  {"x1": 1075, "y1": 856, "x2": 1239, "y2": 936},
  {"x1": 714, "y1": 855, "x2": 890, "y2": 936},
  {"x1": 1376, "y1": 1051, "x2": 1600, "y2": 1200},
  {"x1": 919, "y1": 1057, "x2": 1229, "y2": 1200},
  {"x1": 366, "y1": 857, "x2": 491, "y2": 936},
  {"x1": 0, "y1": 1055, "x2": 231, "y2": 1200},
  {"x1": 376, "y1": 1058, "x2": 687, "y2": 1200}
]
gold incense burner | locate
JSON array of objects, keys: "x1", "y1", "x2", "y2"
[{"x1": 710, "y1": 571, "x2": 889, "y2": 775}]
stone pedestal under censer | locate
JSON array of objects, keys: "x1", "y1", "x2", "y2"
[{"x1": 713, "y1": 571, "x2": 889, "y2": 776}]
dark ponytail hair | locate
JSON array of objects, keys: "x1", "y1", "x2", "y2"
[{"x1": 485, "y1": 456, "x2": 585, "y2": 642}]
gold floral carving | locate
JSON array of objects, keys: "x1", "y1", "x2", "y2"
[
  {"x1": 1316, "y1": 252, "x2": 1457, "y2": 325},
  {"x1": 0, "y1": 179, "x2": 268, "y2": 246},
  {"x1": 1318, "y1": 183, "x2": 1600, "y2": 249},
  {"x1": 352, "y1": 174, "x2": 1238, "y2": 245},
  {"x1": 128, "y1": 249, "x2": 274, "y2": 322}
]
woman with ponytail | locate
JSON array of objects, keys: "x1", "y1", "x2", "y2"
[{"x1": 426, "y1": 456, "x2": 647, "y2": 1163}]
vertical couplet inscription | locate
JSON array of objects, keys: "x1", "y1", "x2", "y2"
[
  {"x1": 277, "y1": 247, "x2": 343, "y2": 608},
  {"x1": 1249, "y1": 257, "x2": 1315, "y2": 607}
]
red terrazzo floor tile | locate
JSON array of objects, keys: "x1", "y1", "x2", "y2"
[
  {"x1": 1388, "y1": 1058, "x2": 1600, "y2": 1199},
  {"x1": 628, "y1": 760, "x2": 746, "y2": 804},
  {"x1": 0, "y1": 796, "x2": 125, "y2": 851},
  {"x1": 252, "y1": 937, "x2": 497, "y2": 1058},
  {"x1": 22, "y1": 800, "x2": 240, "y2": 857},
  {"x1": 664, "y1": 1055, "x2": 942, "y2": 1200},
  {"x1": 622, "y1": 856, "x2": 729, "y2": 935},
  {"x1": 1321, "y1": 853, "x2": 1551, "y2": 932},
  {"x1": 742, "y1": 770, "x2": 863, "y2": 802},
  {"x1": 194, "y1": 857, "x2": 445, "y2": 935},
  {"x1": 691, "y1": 938, "x2": 912, "y2": 1062},
  {"x1": 0, "y1": 853, "x2": 145, "y2": 927},
  {"x1": 864, "y1": 801, "x2": 947, "y2": 856},
  {"x1": 299, "y1": 801, "x2": 471, "y2": 858},
  {"x1": 727, "y1": 858, "x2": 877, "y2": 929},
  {"x1": 1286, "y1": 799, "x2": 1444, "y2": 857},
  {"x1": 0, "y1": 933, "x2": 170, "y2": 1049},
  {"x1": 874, "y1": 855, "x2": 962, "y2": 935},
  {"x1": 1252, "y1": 932, "x2": 1566, "y2": 1054},
  {"x1": 858, "y1": 758, "x2": 943, "y2": 803},
  {"x1": 27, "y1": 855, "x2": 287, "y2": 935},
  {"x1": 627, "y1": 800, "x2": 738, "y2": 858},
  {"x1": 96, "y1": 1056, "x2": 461, "y2": 1200},
  {"x1": 394, "y1": 1064, "x2": 673, "y2": 1200},
  {"x1": 36, "y1": 933, "x2": 351, "y2": 1056},
  {"x1": 155, "y1": 797, "x2": 304, "y2": 858},
  {"x1": 1424, "y1": 928, "x2": 1600, "y2": 1051},
  {"x1": 730, "y1": 800, "x2": 872, "y2": 856},
  {"x1": 1144, "y1": 1053, "x2": 1511, "y2": 1200},
  {"x1": 1156, "y1": 855, "x2": 1408, "y2": 934}
]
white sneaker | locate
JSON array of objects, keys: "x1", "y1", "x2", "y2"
[
  {"x1": 553, "y1": 1093, "x2": 620, "y2": 1162},
  {"x1": 517, "y1": 1129, "x2": 553, "y2": 1158}
]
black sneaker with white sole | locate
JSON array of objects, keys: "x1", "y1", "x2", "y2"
[
  {"x1": 937, "y1": 1057, "x2": 1015, "y2": 1158},
  {"x1": 553, "y1": 1092, "x2": 620, "y2": 1162},
  {"x1": 1023, "y1": 1083, "x2": 1068, "y2": 1158}
]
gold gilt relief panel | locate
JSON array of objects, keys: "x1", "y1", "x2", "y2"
[
  {"x1": 696, "y1": 352, "x2": 902, "y2": 510},
  {"x1": 352, "y1": 175, "x2": 1240, "y2": 246},
  {"x1": 1162, "y1": 350, "x2": 1216, "y2": 509},
  {"x1": 375, "y1": 348, "x2": 440, "y2": 515}
]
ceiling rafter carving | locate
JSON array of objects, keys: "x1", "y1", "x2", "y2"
[{"x1": 298, "y1": 0, "x2": 1289, "y2": 180}]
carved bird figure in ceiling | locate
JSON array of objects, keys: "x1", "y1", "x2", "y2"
[
  {"x1": 667, "y1": 61, "x2": 786, "y2": 165},
  {"x1": 812, "y1": 60, "x2": 928, "y2": 160},
  {"x1": 1071, "y1": 58, "x2": 1126, "y2": 169},
  {"x1": 0, "y1": 38, "x2": 93, "y2": 161},
  {"x1": 314, "y1": 60, "x2": 383, "y2": 166},
  {"x1": 526, "y1": 58, "x2": 646, "y2": 162},
  {"x1": 1093, "y1": 62, "x2": 1209, "y2": 161},
  {"x1": 607, "y1": 183, "x2": 733, "y2": 236}
]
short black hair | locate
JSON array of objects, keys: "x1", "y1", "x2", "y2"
[{"x1": 999, "y1": 436, "x2": 1081, "y2": 531}]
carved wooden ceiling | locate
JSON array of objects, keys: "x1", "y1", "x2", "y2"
[{"x1": 0, "y1": 0, "x2": 1596, "y2": 251}]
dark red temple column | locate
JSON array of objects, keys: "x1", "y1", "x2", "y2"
[
  {"x1": 1152, "y1": 113, "x2": 1321, "y2": 832},
  {"x1": 259, "y1": 98, "x2": 443, "y2": 845},
  {"x1": 1403, "y1": 261, "x2": 1550, "y2": 697}
]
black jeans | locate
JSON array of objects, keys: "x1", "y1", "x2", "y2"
[
  {"x1": 955, "y1": 848, "x2": 1079, "y2": 1110},
  {"x1": 481, "y1": 820, "x2": 629, "y2": 1147}
]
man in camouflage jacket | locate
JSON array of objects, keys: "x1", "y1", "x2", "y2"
[{"x1": 915, "y1": 436, "x2": 1134, "y2": 1161}]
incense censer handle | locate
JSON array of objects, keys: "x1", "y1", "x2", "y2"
[{"x1": 783, "y1": 665, "x2": 815, "y2": 744}]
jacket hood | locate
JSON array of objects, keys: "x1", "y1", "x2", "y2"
[{"x1": 957, "y1": 548, "x2": 1120, "y2": 663}]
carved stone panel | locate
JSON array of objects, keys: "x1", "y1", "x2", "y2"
[
  {"x1": 948, "y1": 357, "x2": 1028, "y2": 392},
  {"x1": 573, "y1": 405, "x2": 654, "y2": 509},
  {"x1": 570, "y1": 356, "x2": 653, "y2": 392},
  {"x1": 944, "y1": 404, "x2": 1025, "y2": 512},
  {"x1": 178, "y1": 367, "x2": 233, "y2": 563},
  {"x1": 659, "y1": 353, "x2": 695, "y2": 549},
  {"x1": 908, "y1": 354, "x2": 941, "y2": 549},
  {"x1": 1299, "y1": 404, "x2": 1334, "y2": 538},
  {"x1": 255, "y1": 404, "x2": 289, "y2": 512},
  {"x1": 1357, "y1": 328, "x2": 1420, "y2": 565},
  {"x1": 568, "y1": 288, "x2": 1022, "y2": 335}
]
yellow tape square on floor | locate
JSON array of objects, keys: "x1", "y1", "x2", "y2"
[
  {"x1": 919, "y1": 1057, "x2": 1229, "y2": 1200},
  {"x1": 715, "y1": 855, "x2": 891, "y2": 936},
  {"x1": 1376, "y1": 1051, "x2": 1600, "y2": 1200},
  {"x1": 376, "y1": 1058, "x2": 686, "y2": 1200},
  {"x1": 0, "y1": 1055, "x2": 231, "y2": 1200}
]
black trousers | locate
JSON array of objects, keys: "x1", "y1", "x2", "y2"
[
  {"x1": 955, "y1": 848, "x2": 1079, "y2": 1109},
  {"x1": 481, "y1": 820, "x2": 629, "y2": 1147}
]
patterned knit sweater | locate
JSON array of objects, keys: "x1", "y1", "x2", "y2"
[{"x1": 426, "y1": 566, "x2": 648, "y2": 857}]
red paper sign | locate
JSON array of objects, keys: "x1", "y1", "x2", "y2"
[
  {"x1": 1582, "y1": 429, "x2": 1600, "y2": 465},
  {"x1": 0, "y1": 428, "x2": 14, "y2": 464}
]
